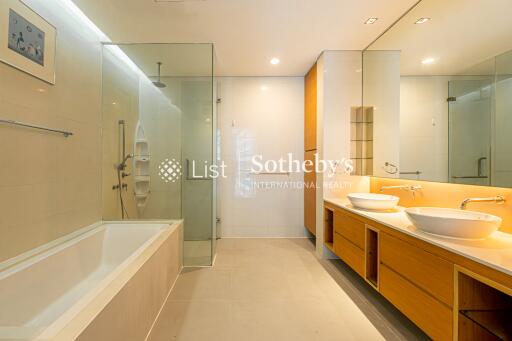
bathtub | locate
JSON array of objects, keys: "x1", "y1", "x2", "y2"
[{"x1": 0, "y1": 221, "x2": 183, "y2": 341}]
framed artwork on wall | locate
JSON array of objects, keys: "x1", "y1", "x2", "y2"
[{"x1": 0, "y1": 0, "x2": 56, "y2": 84}]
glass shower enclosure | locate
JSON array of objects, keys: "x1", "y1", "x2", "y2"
[
  {"x1": 448, "y1": 78, "x2": 492, "y2": 186},
  {"x1": 101, "y1": 43, "x2": 217, "y2": 266},
  {"x1": 448, "y1": 49, "x2": 512, "y2": 188}
]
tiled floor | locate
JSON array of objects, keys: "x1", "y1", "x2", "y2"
[{"x1": 148, "y1": 238, "x2": 428, "y2": 341}]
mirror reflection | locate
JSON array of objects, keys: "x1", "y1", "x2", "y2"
[{"x1": 362, "y1": 0, "x2": 512, "y2": 188}]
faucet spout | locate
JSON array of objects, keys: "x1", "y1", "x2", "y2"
[
  {"x1": 380, "y1": 184, "x2": 422, "y2": 199},
  {"x1": 380, "y1": 184, "x2": 422, "y2": 192},
  {"x1": 460, "y1": 196, "x2": 505, "y2": 210}
]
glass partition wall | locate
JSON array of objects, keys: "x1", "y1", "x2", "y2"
[{"x1": 101, "y1": 43, "x2": 216, "y2": 266}]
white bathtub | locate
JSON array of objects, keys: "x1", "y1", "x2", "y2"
[{"x1": 0, "y1": 221, "x2": 183, "y2": 341}]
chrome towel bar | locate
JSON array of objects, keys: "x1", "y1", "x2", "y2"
[{"x1": 0, "y1": 119, "x2": 74, "y2": 137}]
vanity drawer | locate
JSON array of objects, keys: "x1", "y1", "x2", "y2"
[
  {"x1": 333, "y1": 211, "x2": 365, "y2": 249},
  {"x1": 334, "y1": 232, "x2": 365, "y2": 277},
  {"x1": 380, "y1": 233, "x2": 454, "y2": 307},
  {"x1": 380, "y1": 264, "x2": 453, "y2": 341}
]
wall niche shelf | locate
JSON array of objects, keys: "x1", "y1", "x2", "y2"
[{"x1": 350, "y1": 106, "x2": 374, "y2": 176}]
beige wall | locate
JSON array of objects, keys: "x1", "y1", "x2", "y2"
[
  {"x1": 101, "y1": 50, "x2": 183, "y2": 221},
  {"x1": 0, "y1": 1, "x2": 103, "y2": 262},
  {"x1": 101, "y1": 47, "x2": 140, "y2": 220}
]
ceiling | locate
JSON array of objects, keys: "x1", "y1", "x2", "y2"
[
  {"x1": 368, "y1": 0, "x2": 512, "y2": 75},
  {"x1": 117, "y1": 43, "x2": 214, "y2": 77},
  {"x1": 72, "y1": 0, "x2": 418, "y2": 76}
]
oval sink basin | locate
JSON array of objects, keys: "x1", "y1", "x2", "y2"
[
  {"x1": 347, "y1": 193, "x2": 399, "y2": 210},
  {"x1": 405, "y1": 207, "x2": 502, "y2": 239}
]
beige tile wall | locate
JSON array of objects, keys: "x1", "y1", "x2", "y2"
[
  {"x1": 0, "y1": 2, "x2": 103, "y2": 262},
  {"x1": 101, "y1": 48, "x2": 140, "y2": 220}
]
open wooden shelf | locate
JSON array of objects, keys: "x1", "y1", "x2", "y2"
[
  {"x1": 457, "y1": 268, "x2": 512, "y2": 340},
  {"x1": 324, "y1": 208, "x2": 334, "y2": 251},
  {"x1": 365, "y1": 227, "x2": 379, "y2": 289},
  {"x1": 460, "y1": 309, "x2": 512, "y2": 340}
]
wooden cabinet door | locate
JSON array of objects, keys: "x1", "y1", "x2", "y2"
[
  {"x1": 334, "y1": 232, "x2": 365, "y2": 277},
  {"x1": 304, "y1": 64, "x2": 317, "y2": 151},
  {"x1": 380, "y1": 233, "x2": 454, "y2": 307},
  {"x1": 304, "y1": 150, "x2": 316, "y2": 235},
  {"x1": 380, "y1": 265, "x2": 453, "y2": 340},
  {"x1": 333, "y1": 211, "x2": 366, "y2": 249}
]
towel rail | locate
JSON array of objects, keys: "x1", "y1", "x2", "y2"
[{"x1": 0, "y1": 119, "x2": 73, "y2": 137}]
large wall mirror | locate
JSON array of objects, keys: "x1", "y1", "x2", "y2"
[{"x1": 362, "y1": 0, "x2": 512, "y2": 188}]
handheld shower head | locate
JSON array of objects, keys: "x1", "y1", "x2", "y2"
[{"x1": 117, "y1": 154, "x2": 133, "y2": 171}]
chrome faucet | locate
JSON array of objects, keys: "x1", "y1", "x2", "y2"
[
  {"x1": 380, "y1": 184, "x2": 422, "y2": 198},
  {"x1": 460, "y1": 196, "x2": 505, "y2": 210},
  {"x1": 380, "y1": 184, "x2": 422, "y2": 192}
]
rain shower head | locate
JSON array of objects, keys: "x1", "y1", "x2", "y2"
[{"x1": 153, "y1": 62, "x2": 167, "y2": 88}]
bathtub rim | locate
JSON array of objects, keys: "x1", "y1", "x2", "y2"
[
  {"x1": 0, "y1": 220, "x2": 179, "y2": 274},
  {"x1": 0, "y1": 220, "x2": 183, "y2": 341}
]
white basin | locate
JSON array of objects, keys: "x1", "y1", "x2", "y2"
[
  {"x1": 347, "y1": 193, "x2": 399, "y2": 210},
  {"x1": 405, "y1": 207, "x2": 502, "y2": 239}
]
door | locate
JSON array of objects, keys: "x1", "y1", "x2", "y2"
[{"x1": 448, "y1": 79, "x2": 492, "y2": 186}]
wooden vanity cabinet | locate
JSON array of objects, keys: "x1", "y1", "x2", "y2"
[
  {"x1": 380, "y1": 233, "x2": 454, "y2": 340},
  {"x1": 380, "y1": 264, "x2": 453, "y2": 340},
  {"x1": 324, "y1": 201, "x2": 512, "y2": 340},
  {"x1": 325, "y1": 203, "x2": 454, "y2": 340}
]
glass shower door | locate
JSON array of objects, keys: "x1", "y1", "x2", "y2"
[
  {"x1": 101, "y1": 43, "x2": 216, "y2": 267},
  {"x1": 448, "y1": 79, "x2": 492, "y2": 186}
]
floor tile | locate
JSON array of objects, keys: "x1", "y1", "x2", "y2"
[{"x1": 149, "y1": 238, "x2": 427, "y2": 341}]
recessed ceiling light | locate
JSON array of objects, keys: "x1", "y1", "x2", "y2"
[
  {"x1": 415, "y1": 17, "x2": 431, "y2": 24},
  {"x1": 261, "y1": 85, "x2": 269, "y2": 91},
  {"x1": 270, "y1": 58, "x2": 280, "y2": 65},
  {"x1": 365, "y1": 17, "x2": 378, "y2": 25},
  {"x1": 422, "y1": 57, "x2": 435, "y2": 65}
]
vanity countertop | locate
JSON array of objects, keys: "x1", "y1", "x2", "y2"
[{"x1": 325, "y1": 197, "x2": 512, "y2": 277}]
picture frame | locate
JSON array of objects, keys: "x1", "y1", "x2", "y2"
[{"x1": 0, "y1": 0, "x2": 56, "y2": 84}]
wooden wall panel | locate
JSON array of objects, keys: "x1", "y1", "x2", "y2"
[
  {"x1": 304, "y1": 150, "x2": 316, "y2": 235},
  {"x1": 304, "y1": 64, "x2": 317, "y2": 152}
]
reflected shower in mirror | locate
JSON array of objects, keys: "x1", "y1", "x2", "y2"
[{"x1": 362, "y1": 0, "x2": 512, "y2": 188}]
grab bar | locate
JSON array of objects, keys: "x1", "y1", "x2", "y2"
[
  {"x1": 0, "y1": 119, "x2": 73, "y2": 137},
  {"x1": 399, "y1": 171, "x2": 422, "y2": 175}
]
